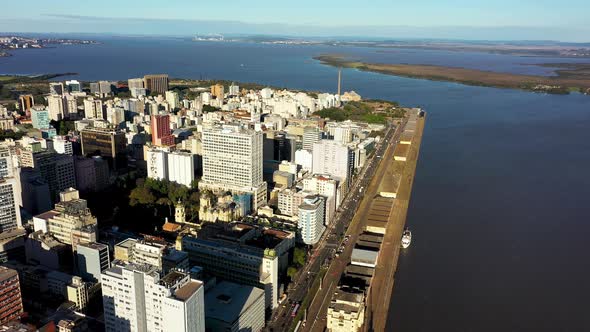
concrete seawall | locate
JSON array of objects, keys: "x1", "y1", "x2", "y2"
[{"x1": 366, "y1": 113, "x2": 425, "y2": 331}]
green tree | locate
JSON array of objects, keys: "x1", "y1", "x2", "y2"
[
  {"x1": 202, "y1": 104, "x2": 220, "y2": 113},
  {"x1": 293, "y1": 247, "x2": 306, "y2": 267},
  {"x1": 156, "y1": 197, "x2": 173, "y2": 215},
  {"x1": 287, "y1": 267, "x2": 298, "y2": 279},
  {"x1": 129, "y1": 186, "x2": 156, "y2": 206}
]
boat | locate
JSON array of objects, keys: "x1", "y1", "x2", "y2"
[{"x1": 401, "y1": 228, "x2": 412, "y2": 248}]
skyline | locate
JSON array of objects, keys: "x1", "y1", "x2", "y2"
[{"x1": 0, "y1": 1, "x2": 589, "y2": 42}]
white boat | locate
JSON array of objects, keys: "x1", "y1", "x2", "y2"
[{"x1": 401, "y1": 228, "x2": 412, "y2": 248}]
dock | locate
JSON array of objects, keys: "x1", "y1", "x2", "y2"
[{"x1": 303, "y1": 109, "x2": 425, "y2": 332}]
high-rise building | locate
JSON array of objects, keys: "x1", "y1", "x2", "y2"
[
  {"x1": 0, "y1": 229, "x2": 26, "y2": 264},
  {"x1": 25, "y1": 231, "x2": 72, "y2": 271},
  {"x1": 210, "y1": 84, "x2": 224, "y2": 100},
  {"x1": 74, "y1": 156, "x2": 110, "y2": 192},
  {"x1": 32, "y1": 188, "x2": 97, "y2": 248},
  {"x1": 0, "y1": 144, "x2": 14, "y2": 179},
  {"x1": 19, "y1": 168, "x2": 52, "y2": 215},
  {"x1": 147, "y1": 148, "x2": 168, "y2": 181},
  {"x1": 52, "y1": 136, "x2": 73, "y2": 155},
  {"x1": 147, "y1": 149, "x2": 195, "y2": 188},
  {"x1": 89, "y1": 82, "x2": 100, "y2": 95},
  {"x1": 165, "y1": 91, "x2": 180, "y2": 110},
  {"x1": 31, "y1": 106, "x2": 50, "y2": 129},
  {"x1": 151, "y1": 114, "x2": 175, "y2": 147},
  {"x1": 180, "y1": 222, "x2": 290, "y2": 309},
  {"x1": 298, "y1": 195, "x2": 326, "y2": 245},
  {"x1": 18, "y1": 94, "x2": 34, "y2": 116},
  {"x1": 106, "y1": 106, "x2": 125, "y2": 127},
  {"x1": 167, "y1": 151, "x2": 194, "y2": 188},
  {"x1": 98, "y1": 81, "x2": 115, "y2": 96},
  {"x1": 83, "y1": 97, "x2": 104, "y2": 119},
  {"x1": 0, "y1": 178, "x2": 21, "y2": 233},
  {"x1": 228, "y1": 83, "x2": 240, "y2": 96},
  {"x1": 80, "y1": 127, "x2": 127, "y2": 170},
  {"x1": 47, "y1": 94, "x2": 65, "y2": 121},
  {"x1": 277, "y1": 188, "x2": 305, "y2": 217},
  {"x1": 303, "y1": 126, "x2": 322, "y2": 151},
  {"x1": 101, "y1": 261, "x2": 205, "y2": 332},
  {"x1": 0, "y1": 266, "x2": 24, "y2": 324},
  {"x1": 76, "y1": 242, "x2": 110, "y2": 282},
  {"x1": 128, "y1": 78, "x2": 144, "y2": 90},
  {"x1": 303, "y1": 174, "x2": 340, "y2": 224},
  {"x1": 312, "y1": 140, "x2": 354, "y2": 186},
  {"x1": 0, "y1": 118, "x2": 13, "y2": 131},
  {"x1": 114, "y1": 238, "x2": 189, "y2": 274},
  {"x1": 19, "y1": 149, "x2": 76, "y2": 202},
  {"x1": 65, "y1": 80, "x2": 82, "y2": 93},
  {"x1": 200, "y1": 125, "x2": 267, "y2": 210},
  {"x1": 63, "y1": 95, "x2": 78, "y2": 118},
  {"x1": 49, "y1": 82, "x2": 64, "y2": 95},
  {"x1": 143, "y1": 74, "x2": 169, "y2": 95}
]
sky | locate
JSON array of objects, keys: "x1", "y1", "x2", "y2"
[{"x1": 1, "y1": 0, "x2": 589, "y2": 42}]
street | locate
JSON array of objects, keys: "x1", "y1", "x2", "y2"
[{"x1": 267, "y1": 118, "x2": 407, "y2": 331}]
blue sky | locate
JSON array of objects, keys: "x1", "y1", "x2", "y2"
[{"x1": 1, "y1": 0, "x2": 589, "y2": 41}]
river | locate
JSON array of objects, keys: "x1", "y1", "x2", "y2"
[{"x1": 2, "y1": 36, "x2": 589, "y2": 331}]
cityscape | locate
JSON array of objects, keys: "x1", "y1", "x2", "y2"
[
  {"x1": 0, "y1": 71, "x2": 423, "y2": 331},
  {"x1": 1, "y1": 1, "x2": 590, "y2": 332}
]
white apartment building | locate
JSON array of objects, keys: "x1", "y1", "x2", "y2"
[
  {"x1": 63, "y1": 94, "x2": 78, "y2": 117},
  {"x1": 0, "y1": 178, "x2": 21, "y2": 232},
  {"x1": 52, "y1": 136, "x2": 73, "y2": 155},
  {"x1": 101, "y1": 261, "x2": 205, "y2": 332},
  {"x1": 167, "y1": 151, "x2": 195, "y2": 188},
  {"x1": 298, "y1": 195, "x2": 326, "y2": 245},
  {"x1": 295, "y1": 149, "x2": 313, "y2": 172},
  {"x1": 303, "y1": 126, "x2": 322, "y2": 151},
  {"x1": 312, "y1": 140, "x2": 354, "y2": 186},
  {"x1": 84, "y1": 97, "x2": 104, "y2": 119},
  {"x1": 277, "y1": 188, "x2": 304, "y2": 217},
  {"x1": 303, "y1": 175, "x2": 340, "y2": 225},
  {"x1": 47, "y1": 95, "x2": 64, "y2": 121},
  {"x1": 165, "y1": 91, "x2": 180, "y2": 110},
  {"x1": 147, "y1": 149, "x2": 168, "y2": 181},
  {"x1": 147, "y1": 149, "x2": 195, "y2": 188},
  {"x1": 0, "y1": 144, "x2": 14, "y2": 179},
  {"x1": 200, "y1": 125, "x2": 267, "y2": 210}
]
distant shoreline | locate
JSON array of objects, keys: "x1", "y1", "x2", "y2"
[{"x1": 315, "y1": 55, "x2": 590, "y2": 95}]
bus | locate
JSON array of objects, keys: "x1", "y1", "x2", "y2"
[{"x1": 291, "y1": 303, "x2": 301, "y2": 318}]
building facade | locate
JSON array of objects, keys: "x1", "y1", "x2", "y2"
[
  {"x1": 298, "y1": 195, "x2": 326, "y2": 245},
  {"x1": 76, "y1": 242, "x2": 110, "y2": 282},
  {"x1": 200, "y1": 125, "x2": 267, "y2": 210},
  {"x1": 0, "y1": 266, "x2": 24, "y2": 324},
  {"x1": 101, "y1": 261, "x2": 204, "y2": 332}
]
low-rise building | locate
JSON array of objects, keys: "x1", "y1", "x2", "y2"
[{"x1": 326, "y1": 288, "x2": 365, "y2": 332}]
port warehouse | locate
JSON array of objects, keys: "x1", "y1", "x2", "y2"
[{"x1": 327, "y1": 109, "x2": 422, "y2": 330}]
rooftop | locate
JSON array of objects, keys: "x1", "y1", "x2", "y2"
[
  {"x1": 205, "y1": 281, "x2": 265, "y2": 324},
  {"x1": 0, "y1": 266, "x2": 18, "y2": 282},
  {"x1": 160, "y1": 270, "x2": 187, "y2": 288},
  {"x1": 77, "y1": 242, "x2": 108, "y2": 251},
  {"x1": 173, "y1": 280, "x2": 203, "y2": 302}
]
